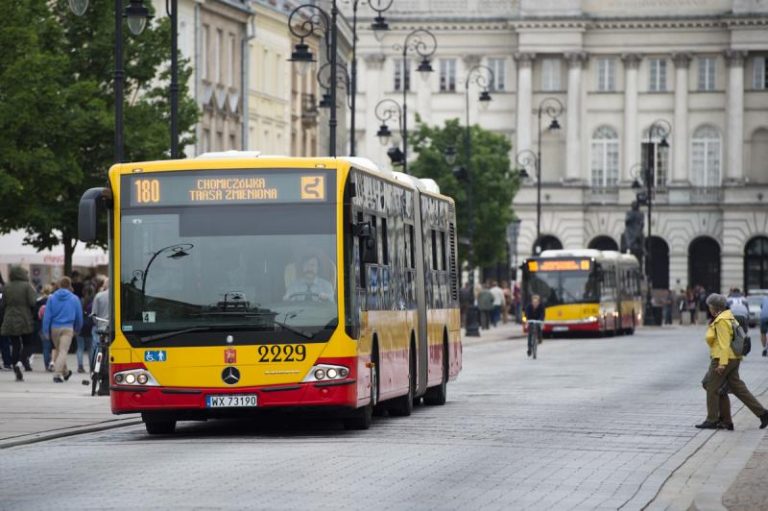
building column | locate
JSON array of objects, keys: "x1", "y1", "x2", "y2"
[
  {"x1": 621, "y1": 54, "x2": 641, "y2": 183},
  {"x1": 672, "y1": 53, "x2": 691, "y2": 184},
  {"x1": 515, "y1": 53, "x2": 534, "y2": 153},
  {"x1": 364, "y1": 54, "x2": 386, "y2": 165},
  {"x1": 725, "y1": 50, "x2": 746, "y2": 184},
  {"x1": 565, "y1": 52, "x2": 585, "y2": 183}
]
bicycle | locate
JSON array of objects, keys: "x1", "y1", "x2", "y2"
[
  {"x1": 91, "y1": 316, "x2": 110, "y2": 396},
  {"x1": 527, "y1": 320, "x2": 544, "y2": 359}
]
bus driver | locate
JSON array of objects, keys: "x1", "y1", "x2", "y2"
[{"x1": 284, "y1": 255, "x2": 334, "y2": 302}]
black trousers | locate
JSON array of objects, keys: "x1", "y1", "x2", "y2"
[{"x1": 8, "y1": 334, "x2": 31, "y2": 368}]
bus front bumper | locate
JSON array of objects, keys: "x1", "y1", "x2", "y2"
[{"x1": 109, "y1": 363, "x2": 360, "y2": 414}]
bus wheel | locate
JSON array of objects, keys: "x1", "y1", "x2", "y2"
[
  {"x1": 389, "y1": 348, "x2": 415, "y2": 417},
  {"x1": 424, "y1": 341, "x2": 448, "y2": 406},
  {"x1": 142, "y1": 413, "x2": 176, "y2": 435}
]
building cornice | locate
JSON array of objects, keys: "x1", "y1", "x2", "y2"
[{"x1": 356, "y1": 15, "x2": 768, "y2": 33}]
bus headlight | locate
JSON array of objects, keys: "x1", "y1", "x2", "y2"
[
  {"x1": 303, "y1": 364, "x2": 350, "y2": 383},
  {"x1": 113, "y1": 368, "x2": 159, "y2": 386}
]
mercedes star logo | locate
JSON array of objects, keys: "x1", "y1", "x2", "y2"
[{"x1": 222, "y1": 366, "x2": 240, "y2": 385}]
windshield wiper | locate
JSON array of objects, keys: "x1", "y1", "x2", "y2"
[
  {"x1": 139, "y1": 326, "x2": 220, "y2": 344},
  {"x1": 191, "y1": 311, "x2": 315, "y2": 340}
]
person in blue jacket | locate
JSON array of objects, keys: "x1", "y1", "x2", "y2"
[{"x1": 42, "y1": 276, "x2": 83, "y2": 383}]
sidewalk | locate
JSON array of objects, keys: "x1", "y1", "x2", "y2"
[
  {"x1": 461, "y1": 320, "x2": 526, "y2": 346},
  {"x1": 0, "y1": 354, "x2": 139, "y2": 449}
]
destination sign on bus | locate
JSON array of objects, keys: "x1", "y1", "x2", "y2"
[
  {"x1": 528, "y1": 259, "x2": 591, "y2": 272},
  {"x1": 126, "y1": 170, "x2": 328, "y2": 207}
]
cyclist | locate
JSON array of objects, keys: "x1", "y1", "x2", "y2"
[{"x1": 525, "y1": 294, "x2": 545, "y2": 357}]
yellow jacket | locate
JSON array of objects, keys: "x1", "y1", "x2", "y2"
[{"x1": 705, "y1": 309, "x2": 739, "y2": 366}]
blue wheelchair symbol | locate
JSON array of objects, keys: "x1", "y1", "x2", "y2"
[{"x1": 144, "y1": 350, "x2": 167, "y2": 363}]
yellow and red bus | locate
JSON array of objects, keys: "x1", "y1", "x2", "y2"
[
  {"x1": 521, "y1": 249, "x2": 642, "y2": 336},
  {"x1": 78, "y1": 152, "x2": 462, "y2": 433}
]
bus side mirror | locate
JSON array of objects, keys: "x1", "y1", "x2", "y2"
[
  {"x1": 78, "y1": 187, "x2": 113, "y2": 242},
  {"x1": 355, "y1": 222, "x2": 377, "y2": 264}
]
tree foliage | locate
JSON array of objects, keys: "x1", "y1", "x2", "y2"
[
  {"x1": 409, "y1": 118, "x2": 519, "y2": 268},
  {"x1": 0, "y1": 0, "x2": 198, "y2": 273}
]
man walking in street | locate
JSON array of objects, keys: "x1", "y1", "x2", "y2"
[{"x1": 42, "y1": 277, "x2": 83, "y2": 383}]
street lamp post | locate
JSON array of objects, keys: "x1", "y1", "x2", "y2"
[
  {"x1": 534, "y1": 97, "x2": 564, "y2": 254},
  {"x1": 317, "y1": 62, "x2": 352, "y2": 110},
  {"x1": 289, "y1": 2, "x2": 339, "y2": 156},
  {"x1": 374, "y1": 98, "x2": 405, "y2": 166},
  {"x1": 346, "y1": 0, "x2": 393, "y2": 156},
  {"x1": 635, "y1": 119, "x2": 671, "y2": 325},
  {"x1": 392, "y1": 29, "x2": 437, "y2": 174},
  {"x1": 68, "y1": 0, "x2": 152, "y2": 163}
]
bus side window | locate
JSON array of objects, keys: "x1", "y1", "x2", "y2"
[
  {"x1": 381, "y1": 217, "x2": 389, "y2": 266},
  {"x1": 357, "y1": 211, "x2": 366, "y2": 288}
]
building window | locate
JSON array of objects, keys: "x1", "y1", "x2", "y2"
[
  {"x1": 596, "y1": 58, "x2": 616, "y2": 92},
  {"x1": 641, "y1": 127, "x2": 670, "y2": 189},
  {"x1": 691, "y1": 125, "x2": 721, "y2": 187},
  {"x1": 215, "y1": 29, "x2": 223, "y2": 84},
  {"x1": 745, "y1": 237, "x2": 768, "y2": 291},
  {"x1": 590, "y1": 126, "x2": 620, "y2": 188},
  {"x1": 753, "y1": 56, "x2": 767, "y2": 90},
  {"x1": 541, "y1": 58, "x2": 561, "y2": 91},
  {"x1": 394, "y1": 58, "x2": 410, "y2": 92},
  {"x1": 201, "y1": 24, "x2": 210, "y2": 80},
  {"x1": 202, "y1": 128, "x2": 211, "y2": 153},
  {"x1": 697, "y1": 57, "x2": 715, "y2": 91},
  {"x1": 649, "y1": 58, "x2": 667, "y2": 92},
  {"x1": 228, "y1": 33, "x2": 236, "y2": 87},
  {"x1": 439, "y1": 59, "x2": 456, "y2": 92},
  {"x1": 488, "y1": 58, "x2": 506, "y2": 91},
  {"x1": 229, "y1": 133, "x2": 236, "y2": 150}
]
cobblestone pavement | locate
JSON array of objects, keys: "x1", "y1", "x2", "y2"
[
  {"x1": 722, "y1": 433, "x2": 768, "y2": 510},
  {"x1": 2, "y1": 326, "x2": 768, "y2": 511}
]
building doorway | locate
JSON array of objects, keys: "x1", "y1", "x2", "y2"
[
  {"x1": 645, "y1": 236, "x2": 669, "y2": 290},
  {"x1": 689, "y1": 236, "x2": 721, "y2": 293},
  {"x1": 745, "y1": 236, "x2": 768, "y2": 292},
  {"x1": 534, "y1": 235, "x2": 563, "y2": 255},
  {"x1": 588, "y1": 235, "x2": 619, "y2": 251}
]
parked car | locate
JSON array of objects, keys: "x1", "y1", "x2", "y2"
[{"x1": 746, "y1": 295, "x2": 763, "y2": 328}]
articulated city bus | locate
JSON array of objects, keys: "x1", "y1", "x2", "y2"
[
  {"x1": 78, "y1": 152, "x2": 461, "y2": 433},
  {"x1": 521, "y1": 249, "x2": 642, "y2": 336}
]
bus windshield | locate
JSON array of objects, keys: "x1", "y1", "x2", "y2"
[
  {"x1": 526, "y1": 269, "x2": 600, "y2": 306},
  {"x1": 119, "y1": 201, "x2": 338, "y2": 343}
]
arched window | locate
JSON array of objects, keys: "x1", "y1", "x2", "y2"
[
  {"x1": 590, "y1": 126, "x2": 619, "y2": 188},
  {"x1": 691, "y1": 126, "x2": 721, "y2": 187}
]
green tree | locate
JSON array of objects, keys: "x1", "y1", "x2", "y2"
[
  {"x1": 0, "y1": 0, "x2": 199, "y2": 274},
  {"x1": 409, "y1": 118, "x2": 519, "y2": 268}
]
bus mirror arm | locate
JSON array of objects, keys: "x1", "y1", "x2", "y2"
[{"x1": 78, "y1": 187, "x2": 113, "y2": 243}]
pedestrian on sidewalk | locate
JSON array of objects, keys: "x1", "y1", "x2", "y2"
[
  {"x1": 490, "y1": 281, "x2": 504, "y2": 328},
  {"x1": 477, "y1": 282, "x2": 494, "y2": 330},
  {"x1": 459, "y1": 281, "x2": 473, "y2": 328},
  {"x1": 696, "y1": 293, "x2": 768, "y2": 431},
  {"x1": 34, "y1": 284, "x2": 54, "y2": 371},
  {"x1": 760, "y1": 294, "x2": 768, "y2": 357},
  {"x1": 90, "y1": 278, "x2": 109, "y2": 366},
  {"x1": 42, "y1": 277, "x2": 83, "y2": 383},
  {"x1": 0, "y1": 266, "x2": 37, "y2": 381}
]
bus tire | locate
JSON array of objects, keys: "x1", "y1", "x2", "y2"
[
  {"x1": 388, "y1": 345, "x2": 415, "y2": 417},
  {"x1": 343, "y1": 403, "x2": 373, "y2": 430},
  {"x1": 424, "y1": 338, "x2": 448, "y2": 406},
  {"x1": 142, "y1": 413, "x2": 176, "y2": 435}
]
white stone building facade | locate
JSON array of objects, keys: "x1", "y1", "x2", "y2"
[{"x1": 352, "y1": 0, "x2": 768, "y2": 293}]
